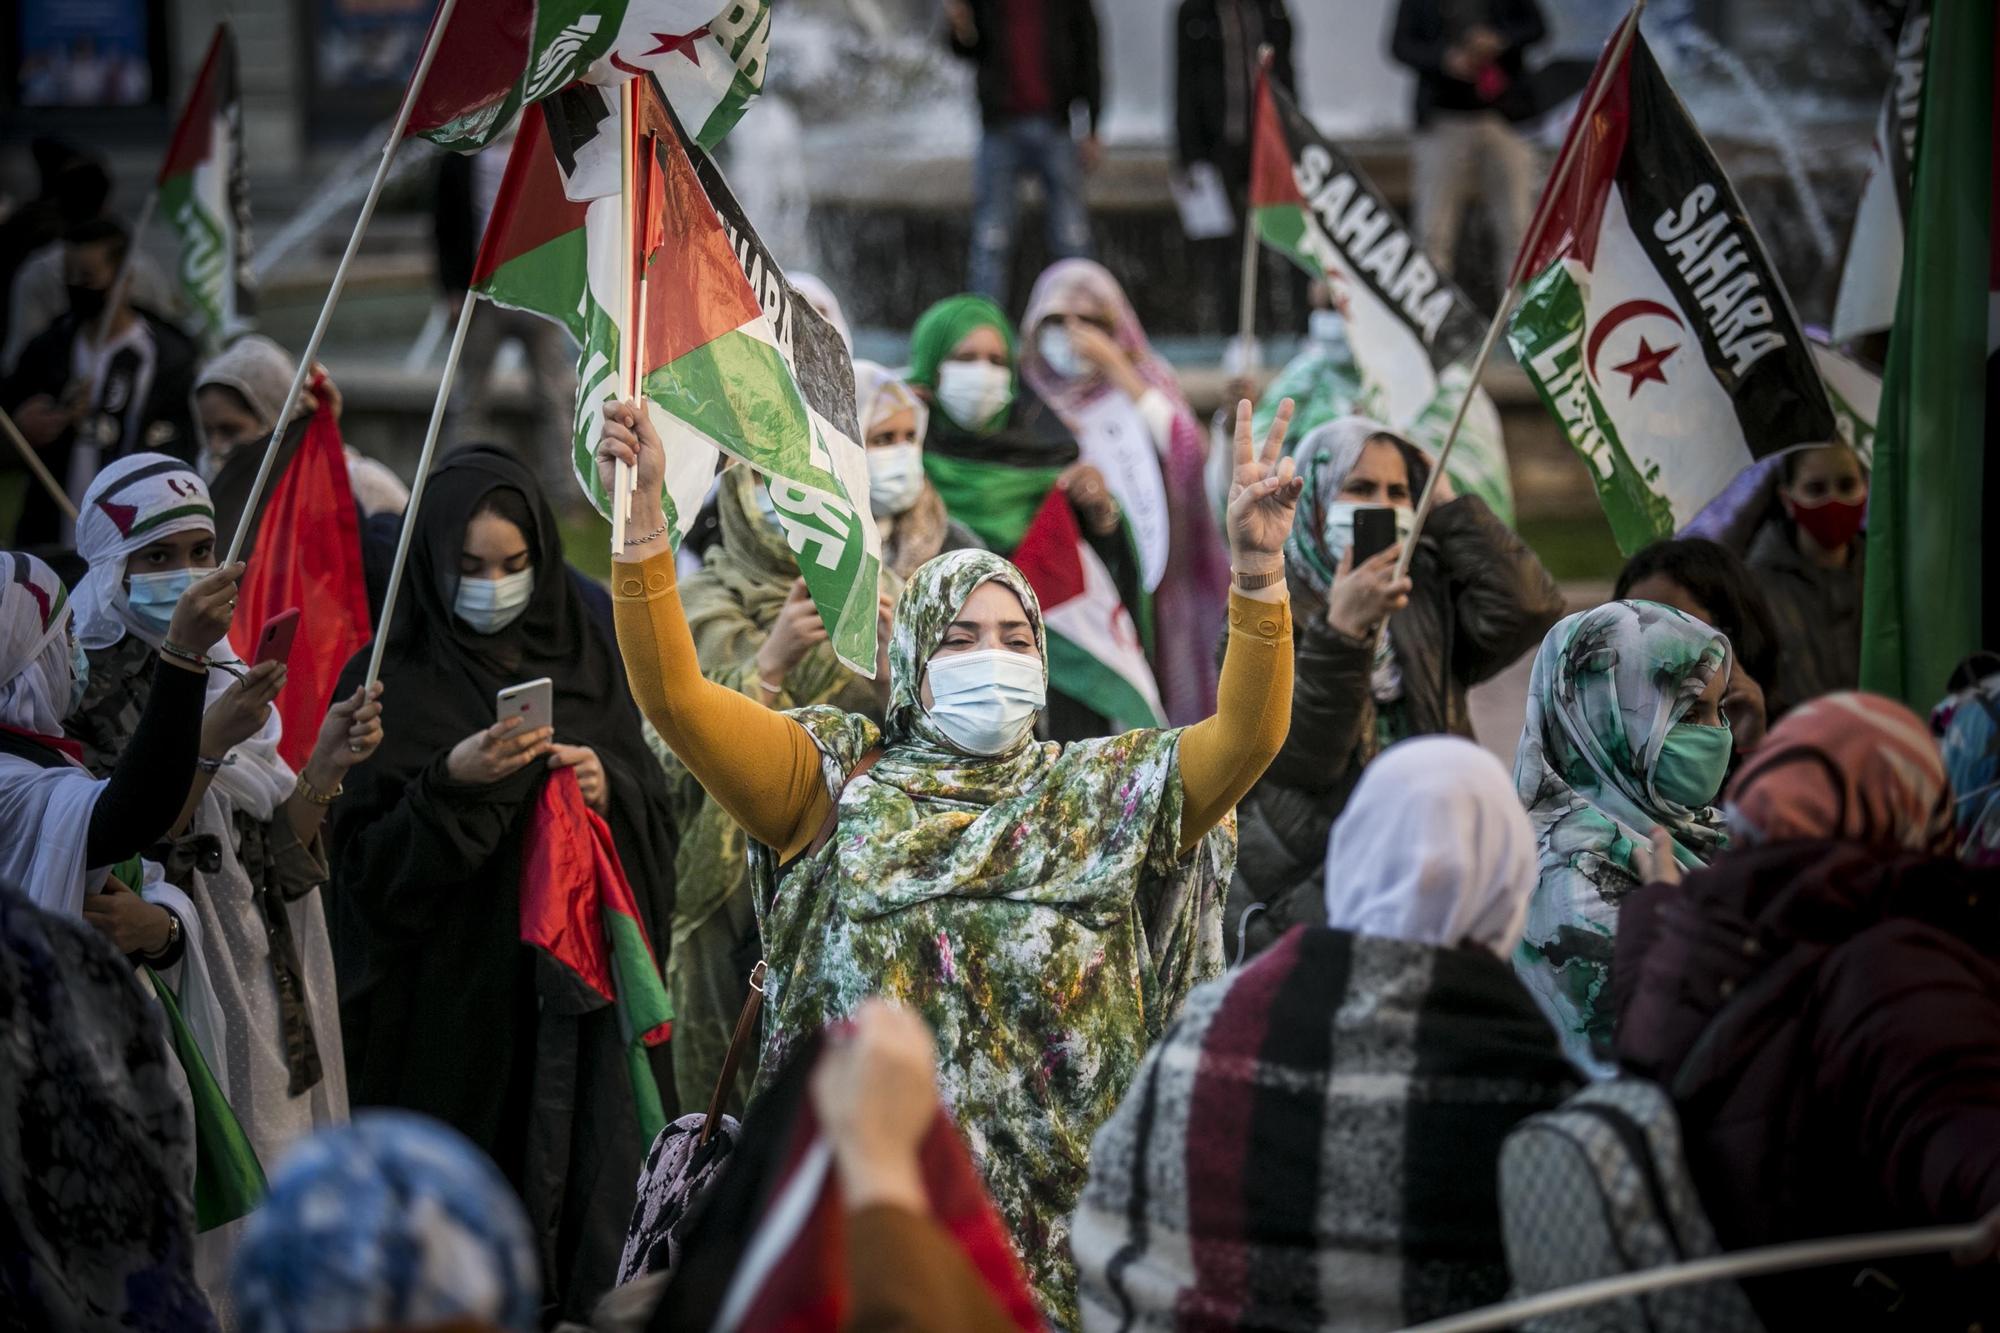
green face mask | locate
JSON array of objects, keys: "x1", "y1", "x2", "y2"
[{"x1": 1654, "y1": 720, "x2": 1733, "y2": 809}]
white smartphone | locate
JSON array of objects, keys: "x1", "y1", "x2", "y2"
[{"x1": 495, "y1": 677, "x2": 554, "y2": 736}]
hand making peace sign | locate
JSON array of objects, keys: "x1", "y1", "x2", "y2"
[{"x1": 1225, "y1": 396, "x2": 1301, "y2": 574}]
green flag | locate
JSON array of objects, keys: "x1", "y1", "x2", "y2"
[
  {"x1": 1859, "y1": 0, "x2": 1995, "y2": 706},
  {"x1": 148, "y1": 970, "x2": 267, "y2": 1230}
]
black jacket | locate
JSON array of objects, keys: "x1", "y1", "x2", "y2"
[
  {"x1": 1230, "y1": 491, "x2": 1563, "y2": 956},
  {"x1": 947, "y1": 0, "x2": 1103, "y2": 132},
  {"x1": 1390, "y1": 0, "x2": 1547, "y2": 127},
  {"x1": 1174, "y1": 0, "x2": 1295, "y2": 172}
]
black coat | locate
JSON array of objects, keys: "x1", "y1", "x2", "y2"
[
  {"x1": 2, "y1": 308, "x2": 197, "y2": 547},
  {"x1": 1389, "y1": 0, "x2": 1547, "y2": 126},
  {"x1": 326, "y1": 448, "x2": 677, "y2": 1321},
  {"x1": 947, "y1": 0, "x2": 1102, "y2": 132},
  {"x1": 1615, "y1": 842, "x2": 2000, "y2": 1329},
  {"x1": 1230, "y1": 492, "x2": 1562, "y2": 956},
  {"x1": 1173, "y1": 0, "x2": 1296, "y2": 173}
]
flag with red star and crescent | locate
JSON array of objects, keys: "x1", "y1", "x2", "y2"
[{"x1": 1506, "y1": 17, "x2": 1835, "y2": 553}]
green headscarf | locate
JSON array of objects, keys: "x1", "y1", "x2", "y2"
[
  {"x1": 907, "y1": 294, "x2": 1019, "y2": 431},
  {"x1": 744, "y1": 547, "x2": 1233, "y2": 1323}
]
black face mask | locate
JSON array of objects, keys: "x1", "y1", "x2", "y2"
[{"x1": 66, "y1": 283, "x2": 108, "y2": 322}]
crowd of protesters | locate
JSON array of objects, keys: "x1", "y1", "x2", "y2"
[{"x1": 5, "y1": 2, "x2": 2000, "y2": 1331}]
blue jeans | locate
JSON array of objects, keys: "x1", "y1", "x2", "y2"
[{"x1": 968, "y1": 116, "x2": 1093, "y2": 301}]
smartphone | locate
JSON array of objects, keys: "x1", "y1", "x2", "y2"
[
  {"x1": 251, "y1": 608, "x2": 301, "y2": 668},
  {"x1": 496, "y1": 677, "x2": 554, "y2": 736},
  {"x1": 1350, "y1": 506, "x2": 1399, "y2": 567}
]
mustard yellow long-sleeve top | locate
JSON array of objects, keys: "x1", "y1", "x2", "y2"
[{"x1": 611, "y1": 548, "x2": 1291, "y2": 860}]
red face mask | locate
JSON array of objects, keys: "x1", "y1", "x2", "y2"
[{"x1": 1784, "y1": 494, "x2": 1866, "y2": 551}]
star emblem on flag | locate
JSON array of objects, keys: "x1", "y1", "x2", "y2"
[
  {"x1": 642, "y1": 26, "x2": 709, "y2": 65},
  {"x1": 1612, "y1": 335, "x2": 1676, "y2": 397}
]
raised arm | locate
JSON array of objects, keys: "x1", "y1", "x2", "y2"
[
  {"x1": 599, "y1": 401, "x2": 830, "y2": 860},
  {"x1": 1178, "y1": 400, "x2": 1299, "y2": 854}
]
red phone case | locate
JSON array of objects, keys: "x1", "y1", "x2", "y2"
[{"x1": 253, "y1": 609, "x2": 301, "y2": 667}]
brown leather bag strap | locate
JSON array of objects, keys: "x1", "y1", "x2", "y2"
[
  {"x1": 699, "y1": 959, "x2": 767, "y2": 1146},
  {"x1": 802, "y1": 747, "x2": 883, "y2": 863}
]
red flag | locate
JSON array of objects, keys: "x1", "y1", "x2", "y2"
[{"x1": 227, "y1": 381, "x2": 370, "y2": 771}]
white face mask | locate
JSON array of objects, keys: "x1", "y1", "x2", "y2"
[
  {"x1": 935, "y1": 360, "x2": 1014, "y2": 428},
  {"x1": 1322, "y1": 500, "x2": 1416, "y2": 568},
  {"x1": 1307, "y1": 309, "x2": 1346, "y2": 346},
  {"x1": 1036, "y1": 325, "x2": 1087, "y2": 380},
  {"x1": 867, "y1": 443, "x2": 926, "y2": 517},
  {"x1": 923, "y1": 647, "x2": 1045, "y2": 756},
  {"x1": 454, "y1": 569, "x2": 535, "y2": 635}
]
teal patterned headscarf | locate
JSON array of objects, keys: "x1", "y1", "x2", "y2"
[
  {"x1": 1513, "y1": 600, "x2": 1731, "y2": 1076},
  {"x1": 1281, "y1": 416, "x2": 1395, "y2": 598}
]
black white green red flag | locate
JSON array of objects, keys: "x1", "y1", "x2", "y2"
[
  {"x1": 402, "y1": 0, "x2": 770, "y2": 153},
  {"x1": 1247, "y1": 71, "x2": 1514, "y2": 521},
  {"x1": 472, "y1": 79, "x2": 883, "y2": 674},
  {"x1": 1506, "y1": 22, "x2": 1836, "y2": 554},
  {"x1": 1832, "y1": 0, "x2": 1930, "y2": 344},
  {"x1": 157, "y1": 24, "x2": 252, "y2": 343}
]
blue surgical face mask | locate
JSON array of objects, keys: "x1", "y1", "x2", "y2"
[
  {"x1": 924, "y1": 647, "x2": 1045, "y2": 756},
  {"x1": 68, "y1": 632, "x2": 90, "y2": 715},
  {"x1": 1654, "y1": 719, "x2": 1733, "y2": 809},
  {"x1": 454, "y1": 569, "x2": 535, "y2": 635},
  {"x1": 1036, "y1": 325, "x2": 1087, "y2": 381},
  {"x1": 125, "y1": 568, "x2": 200, "y2": 638}
]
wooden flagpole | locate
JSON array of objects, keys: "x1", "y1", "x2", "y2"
[
  {"x1": 1233, "y1": 46, "x2": 1277, "y2": 381},
  {"x1": 0, "y1": 406, "x2": 80, "y2": 522},
  {"x1": 221, "y1": 0, "x2": 460, "y2": 568},
  {"x1": 1392, "y1": 0, "x2": 1646, "y2": 581}
]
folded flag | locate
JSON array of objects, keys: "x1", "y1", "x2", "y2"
[
  {"x1": 521, "y1": 767, "x2": 674, "y2": 1142},
  {"x1": 158, "y1": 23, "x2": 252, "y2": 343},
  {"x1": 226, "y1": 377, "x2": 371, "y2": 772},
  {"x1": 1506, "y1": 20, "x2": 1837, "y2": 554},
  {"x1": 403, "y1": 0, "x2": 769, "y2": 152},
  {"x1": 1012, "y1": 490, "x2": 1165, "y2": 734},
  {"x1": 1832, "y1": 1, "x2": 1932, "y2": 344},
  {"x1": 1249, "y1": 69, "x2": 1514, "y2": 522}
]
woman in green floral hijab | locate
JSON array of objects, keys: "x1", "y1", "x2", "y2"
[
  {"x1": 1513, "y1": 600, "x2": 1734, "y2": 1076},
  {"x1": 599, "y1": 396, "x2": 1302, "y2": 1324}
]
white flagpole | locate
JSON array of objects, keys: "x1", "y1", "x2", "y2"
[
  {"x1": 363, "y1": 291, "x2": 478, "y2": 690},
  {"x1": 0, "y1": 406, "x2": 81, "y2": 522},
  {"x1": 612, "y1": 78, "x2": 640, "y2": 556},
  {"x1": 222, "y1": 0, "x2": 460, "y2": 568},
  {"x1": 1392, "y1": 0, "x2": 1645, "y2": 581}
]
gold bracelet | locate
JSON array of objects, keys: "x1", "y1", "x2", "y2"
[
  {"x1": 1233, "y1": 567, "x2": 1285, "y2": 591},
  {"x1": 295, "y1": 772, "x2": 342, "y2": 806}
]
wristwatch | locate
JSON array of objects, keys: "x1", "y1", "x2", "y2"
[
  {"x1": 144, "y1": 909, "x2": 182, "y2": 962},
  {"x1": 1233, "y1": 567, "x2": 1285, "y2": 591}
]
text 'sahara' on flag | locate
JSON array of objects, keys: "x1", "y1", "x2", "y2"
[
  {"x1": 158, "y1": 23, "x2": 253, "y2": 342},
  {"x1": 1504, "y1": 24, "x2": 1836, "y2": 555},
  {"x1": 473, "y1": 79, "x2": 883, "y2": 675},
  {"x1": 403, "y1": 0, "x2": 771, "y2": 152},
  {"x1": 1831, "y1": 0, "x2": 1931, "y2": 344},
  {"x1": 1248, "y1": 70, "x2": 1515, "y2": 522}
]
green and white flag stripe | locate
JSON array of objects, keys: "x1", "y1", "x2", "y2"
[{"x1": 157, "y1": 24, "x2": 252, "y2": 343}]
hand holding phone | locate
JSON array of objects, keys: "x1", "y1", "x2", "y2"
[
  {"x1": 251, "y1": 608, "x2": 301, "y2": 668},
  {"x1": 1349, "y1": 506, "x2": 1399, "y2": 568},
  {"x1": 495, "y1": 677, "x2": 554, "y2": 735}
]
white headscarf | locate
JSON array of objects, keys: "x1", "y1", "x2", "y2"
[
  {"x1": 72, "y1": 453, "x2": 218, "y2": 652},
  {"x1": 792, "y1": 273, "x2": 853, "y2": 356},
  {"x1": 0, "y1": 551, "x2": 80, "y2": 738},
  {"x1": 1323, "y1": 735, "x2": 1538, "y2": 959},
  {"x1": 852, "y1": 359, "x2": 930, "y2": 445},
  {"x1": 194, "y1": 334, "x2": 303, "y2": 438},
  {"x1": 73, "y1": 455, "x2": 297, "y2": 820}
]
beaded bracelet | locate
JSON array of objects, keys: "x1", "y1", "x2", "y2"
[
  {"x1": 624, "y1": 519, "x2": 669, "y2": 548},
  {"x1": 159, "y1": 639, "x2": 207, "y2": 669}
]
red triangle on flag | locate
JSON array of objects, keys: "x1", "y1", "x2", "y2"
[
  {"x1": 402, "y1": 0, "x2": 535, "y2": 140},
  {"x1": 471, "y1": 105, "x2": 590, "y2": 289},
  {"x1": 1509, "y1": 12, "x2": 1639, "y2": 285},
  {"x1": 158, "y1": 25, "x2": 229, "y2": 184},
  {"x1": 1248, "y1": 70, "x2": 1305, "y2": 213}
]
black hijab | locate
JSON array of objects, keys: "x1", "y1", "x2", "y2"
[{"x1": 332, "y1": 446, "x2": 674, "y2": 890}]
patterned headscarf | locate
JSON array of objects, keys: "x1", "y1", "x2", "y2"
[
  {"x1": 231, "y1": 1111, "x2": 539, "y2": 1333},
  {"x1": 1513, "y1": 600, "x2": 1731, "y2": 1075},
  {"x1": 1934, "y1": 669, "x2": 2000, "y2": 866},
  {"x1": 71, "y1": 452, "x2": 216, "y2": 651},
  {"x1": 1324, "y1": 736, "x2": 1538, "y2": 959},
  {"x1": 0, "y1": 551, "x2": 77, "y2": 737},
  {"x1": 1019, "y1": 258, "x2": 1195, "y2": 419},
  {"x1": 1282, "y1": 415, "x2": 1398, "y2": 597},
  {"x1": 1726, "y1": 691, "x2": 1956, "y2": 855}
]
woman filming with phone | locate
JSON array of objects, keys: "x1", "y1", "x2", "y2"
[
  {"x1": 324, "y1": 446, "x2": 675, "y2": 1321},
  {"x1": 1230, "y1": 416, "x2": 1563, "y2": 958}
]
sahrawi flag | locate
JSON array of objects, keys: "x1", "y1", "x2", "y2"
[
  {"x1": 474, "y1": 79, "x2": 883, "y2": 673},
  {"x1": 1506, "y1": 20, "x2": 1836, "y2": 554},
  {"x1": 402, "y1": 0, "x2": 771, "y2": 152},
  {"x1": 158, "y1": 23, "x2": 252, "y2": 341},
  {"x1": 1832, "y1": 0, "x2": 1931, "y2": 343},
  {"x1": 1012, "y1": 490, "x2": 1164, "y2": 732},
  {"x1": 1249, "y1": 70, "x2": 1515, "y2": 521}
]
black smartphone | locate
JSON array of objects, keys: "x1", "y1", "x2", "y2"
[{"x1": 1350, "y1": 506, "x2": 1399, "y2": 567}]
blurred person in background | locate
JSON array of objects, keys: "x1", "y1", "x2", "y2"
[
  {"x1": 1019, "y1": 258, "x2": 1230, "y2": 724},
  {"x1": 945, "y1": 0, "x2": 1103, "y2": 302},
  {"x1": 854, "y1": 360, "x2": 983, "y2": 580},
  {"x1": 1934, "y1": 660, "x2": 2000, "y2": 868},
  {"x1": 1745, "y1": 442, "x2": 1868, "y2": 718},
  {"x1": 3, "y1": 218, "x2": 197, "y2": 546},
  {"x1": 1615, "y1": 536, "x2": 1780, "y2": 755},
  {"x1": 1390, "y1": 0, "x2": 1547, "y2": 285}
]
